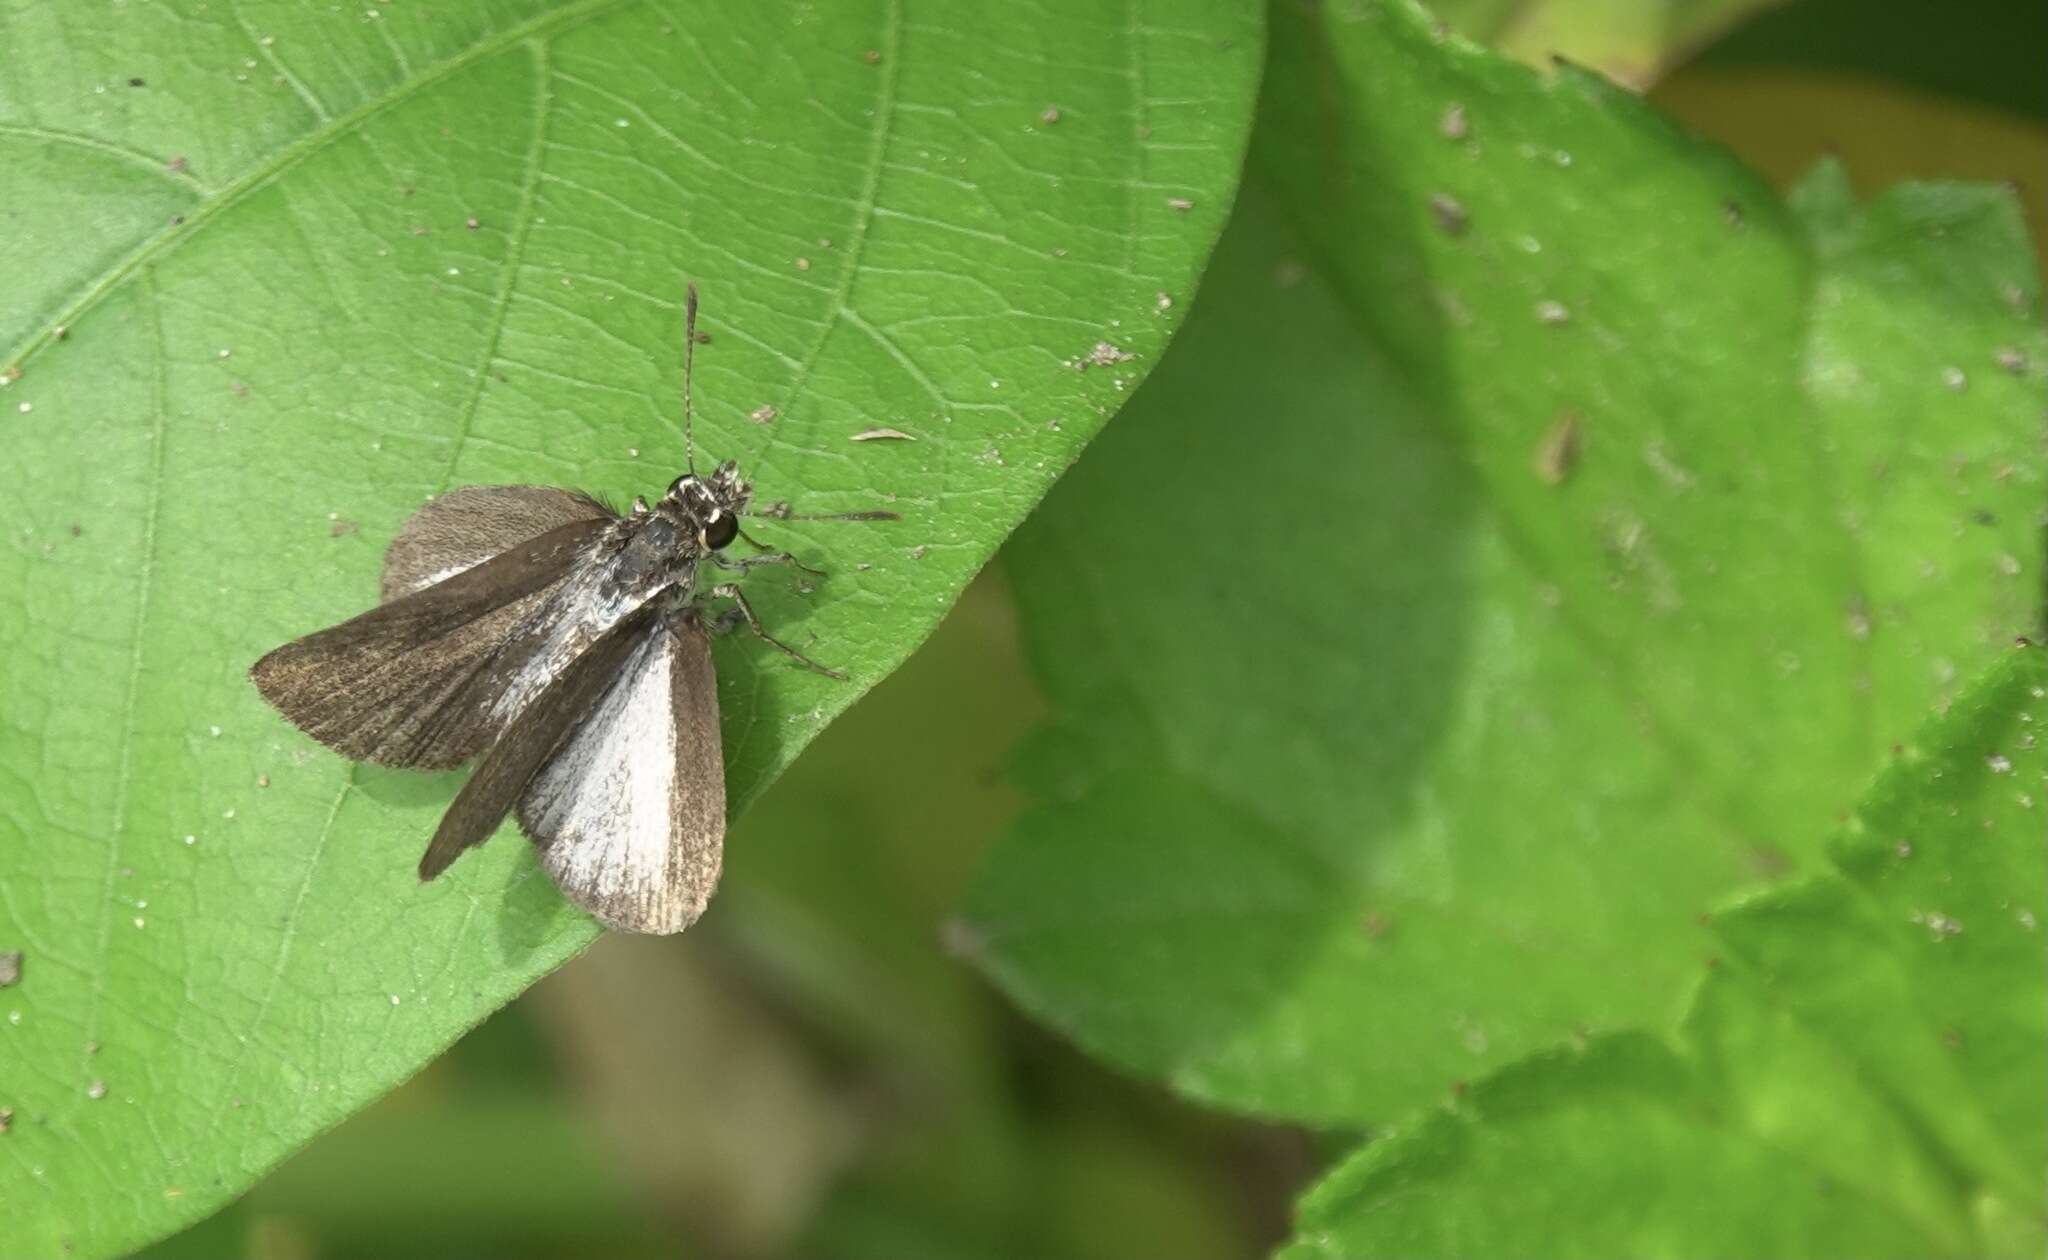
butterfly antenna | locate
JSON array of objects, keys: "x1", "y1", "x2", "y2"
[
  {"x1": 682, "y1": 282, "x2": 700, "y2": 476},
  {"x1": 743, "y1": 506, "x2": 902, "y2": 522},
  {"x1": 780, "y1": 510, "x2": 902, "y2": 522}
]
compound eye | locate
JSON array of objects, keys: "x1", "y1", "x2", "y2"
[
  {"x1": 702, "y1": 511, "x2": 739, "y2": 550},
  {"x1": 668, "y1": 474, "x2": 694, "y2": 498}
]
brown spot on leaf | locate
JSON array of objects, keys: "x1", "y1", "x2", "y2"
[{"x1": 1533, "y1": 412, "x2": 1581, "y2": 485}]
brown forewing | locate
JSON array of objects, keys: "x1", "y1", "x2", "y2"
[
  {"x1": 381, "y1": 485, "x2": 613, "y2": 601},
  {"x1": 249, "y1": 516, "x2": 610, "y2": 769}
]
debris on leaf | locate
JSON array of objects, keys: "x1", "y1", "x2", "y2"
[
  {"x1": 1428, "y1": 193, "x2": 1468, "y2": 236},
  {"x1": 1533, "y1": 412, "x2": 1582, "y2": 486},
  {"x1": 1076, "y1": 341, "x2": 1136, "y2": 370}
]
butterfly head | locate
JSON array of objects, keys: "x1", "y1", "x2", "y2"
[{"x1": 664, "y1": 459, "x2": 750, "y2": 551}]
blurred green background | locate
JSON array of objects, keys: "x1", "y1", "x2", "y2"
[{"x1": 136, "y1": 1, "x2": 2045, "y2": 1256}]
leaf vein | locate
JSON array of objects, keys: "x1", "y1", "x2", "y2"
[
  {"x1": 230, "y1": 0, "x2": 336, "y2": 123},
  {"x1": 221, "y1": 769, "x2": 355, "y2": 1106},
  {"x1": 434, "y1": 37, "x2": 557, "y2": 490},
  {"x1": 775, "y1": 0, "x2": 905, "y2": 417},
  {"x1": 77, "y1": 267, "x2": 171, "y2": 1084},
  {"x1": 0, "y1": 123, "x2": 210, "y2": 196},
  {"x1": 0, "y1": 0, "x2": 641, "y2": 375}
]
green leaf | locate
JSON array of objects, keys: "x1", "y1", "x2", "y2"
[
  {"x1": 1427, "y1": 0, "x2": 1795, "y2": 87},
  {"x1": 1284, "y1": 646, "x2": 2048, "y2": 1258},
  {"x1": 0, "y1": 3, "x2": 1261, "y2": 1254},
  {"x1": 964, "y1": 0, "x2": 2042, "y2": 1127}
]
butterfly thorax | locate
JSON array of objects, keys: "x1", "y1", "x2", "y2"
[
  {"x1": 604, "y1": 459, "x2": 752, "y2": 598},
  {"x1": 491, "y1": 466, "x2": 745, "y2": 728},
  {"x1": 607, "y1": 513, "x2": 699, "y2": 598}
]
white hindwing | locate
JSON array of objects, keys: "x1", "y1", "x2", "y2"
[{"x1": 517, "y1": 620, "x2": 725, "y2": 934}]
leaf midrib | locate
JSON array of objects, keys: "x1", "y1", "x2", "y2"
[{"x1": 2, "y1": 0, "x2": 641, "y2": 376}]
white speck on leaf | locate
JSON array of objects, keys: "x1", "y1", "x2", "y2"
[
  {"x1": 1642, "y1": 442, "x2": 1696, "y2": 491},
  {"x1": 1911, "y1": 911, "x2": 1962, "y2": 940},
  {"x1": 1428, "y1": 193, "x2": 1468, "y2": 235},
  {"x1": 1083, "y1": 341, "x2": 1135, "y2": 368}
]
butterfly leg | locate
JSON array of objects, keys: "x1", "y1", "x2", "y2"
[
  {"x1": 703, "y1": 584, "x2": 846, "y2": 680},
  {"x1": 709, "y1": 544, "x2": 825, "y2": 580},
  {"x1": 733, "y1": 523, "x2": 805, "y2": 554}
]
